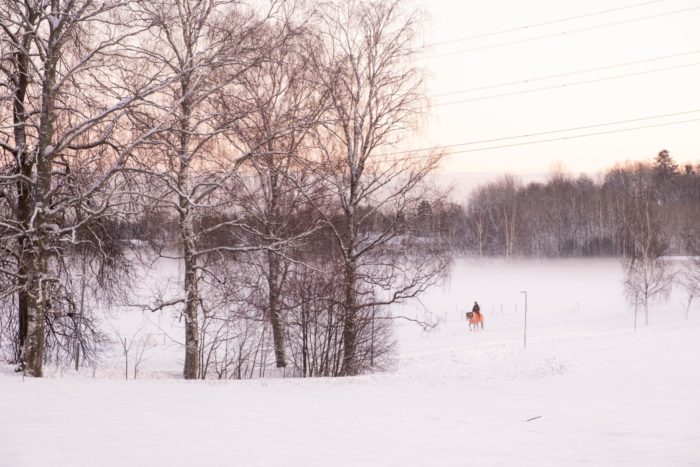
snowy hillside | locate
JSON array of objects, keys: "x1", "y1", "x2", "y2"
[{"x1": 1, "y1": 258, "x2": 699, "y2": 466}]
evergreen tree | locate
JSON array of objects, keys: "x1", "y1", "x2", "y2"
[{"x1": 653, "y1": 149, "x2": 678, "y2": 178}]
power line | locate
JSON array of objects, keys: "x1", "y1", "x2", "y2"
[
  {"x1": 432, "y1": 50, "x2": 700, "y2": 98},
  {"x1": 422, "y1": 5, "x2": 700, "y2": 60},
  {"x1": 429, "y1": 0, "x2": 668, "y2": 47},
  {"x1": 384, "y1": 109, "x2": 700, "y2": 155},
  {"x1": 433, "y1": 61, "x2": 700, "y2": 106},
  {"x1": 436, "y1": 117, "x2": 700, "y2": 156}
]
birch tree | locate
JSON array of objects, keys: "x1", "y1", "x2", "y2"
[
  {"x1": 622, "y1": 164, "x2": 673, "y2": 327},
  {"x1": 231, "y1": 23, "x2": 324, "y2": 369},
  {"x1": 679, "y1": 261, "x2": 700, "y2": 320},
  {"x1": 310, "y1": 0, "x2": 447, "y2": 376},
  {"x1": 466, "y1": 187, "x2": 491, "y2": 257},
  {"x1": 131, "y1": 0, "x2": 299, "y2": 379},
  {"x1": 0, "y1": 0, "x2": 176, "y2": 376}
]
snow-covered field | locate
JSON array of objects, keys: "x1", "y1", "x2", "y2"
[{"x1": 1, "y1": 258, "x2": 699, "y2": 466}]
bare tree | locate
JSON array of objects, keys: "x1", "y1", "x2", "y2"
[
  {"x1": 306, "y1": 0, "x2": 447, "y2": 376},
  {"x1": 622, "y1": 164, "x2": 673, "y2": 327},
  {"x1": 679, "y1": 260, "x2": 700, "y2": 320},
  {"x1": 0, "y1": 0, "x2": 177, "y2": 376},
  {"x1": 466, "y1": 187, "x2": 491, "y2": 257},
  {"x1": 230, "y1": 19, "x2": 325, "y2": 369},
  {"x1": 128, "y1": 0, "x2": 292, "y2": 379},
  {"x1": 491, "y1": 175, "x2": 520, "y2": 257},
  {"x1": 196, "y1": 259, "x2": 275, "y2": 379},
  {"x1": 132, "y1": 0, "x2": 231, "y2": 380},
  {"x1": 284, "y1": 265, "x2": 345, "y2": 377},
  {"x1": 117, "y1": 327, "x2": 155, "y2": 380}
]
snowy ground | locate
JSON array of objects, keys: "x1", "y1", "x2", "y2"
[{"x1": 1, "y1": 258, "x2": 699, "y2": 466}]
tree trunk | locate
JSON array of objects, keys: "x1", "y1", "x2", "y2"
[
  {"x1": 301, "y1": 304, "x2": 308, "y2": 377},
  {"x1": 267, "y1": 251, "x2": 286, "y2": 368},
  {"x1": 20, "y1": 31, "x2": 59, "y2": 376},
  {"x1": 20, "y1": 251, "x2": 48, "y2": 377},
  {"x1": 177, "y1": 74, "x2": 200, "y2": 379},
  {"x1": 341, "y1": 259, "x2": 358, "y2": 376},
  {"x1": 17, "y1": 285, "x2": 28, "y2": 362},
  {"x1": 75, "y1": 258, "x2": 87, "y2": 371},
  {"x1": 14, "y1": 166, "x2": 30, "y2": 359},
  {"x1": 341, "y1": 154, "x2": 360, "y2": 376},
  {"x1": 15, "y1": 150, "x2": 31, "y2": 362},
  {"x1": 180, "y1": 189, "x2": 200, "y2": 380},
  {"x1": 123, "y1": 337, "x2": 129, "y2": 380},
  {"x1": 12, "y1": 20, "x2": 36, "y2": 364},
  {"x1": 644, "y1": 300, "x2": 649, "y2": 326},
  {"x1": 20, "y1": 182, "x2": 52, "y2": 377},
  {"x1": 686, "y1": 296, "x2": 693, "y2": 320}
]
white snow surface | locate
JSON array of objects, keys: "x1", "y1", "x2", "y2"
[{"x1": 1, "y1": 257, "x2": 699, "y2": 466}]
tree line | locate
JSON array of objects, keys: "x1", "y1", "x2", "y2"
[
  {"x1": 432, "y1": 151, "x2": 700, "y2": 258},
  {"x1": 0, "y1": 0, "x2": 448, "y2": 379}
]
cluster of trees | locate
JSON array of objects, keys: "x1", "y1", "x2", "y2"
[
  {"x1": 452, "y1": 153, "x2": 700, "y2": 258},
  {"x1": 0, "y1": 0, "x2": 448, "y2": 379}
]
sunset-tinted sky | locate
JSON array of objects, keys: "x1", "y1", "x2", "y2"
[{"x1": 415, "y1": 0, "x2": 700, "y2": 178}]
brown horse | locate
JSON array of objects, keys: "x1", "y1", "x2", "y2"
[{"x1": 466, "y1": 311, "x2": 484, "y2": 331}]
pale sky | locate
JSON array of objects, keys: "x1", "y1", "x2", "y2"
[{"x1": 414, "y1": 0, "x2": 700, "y2": 180}]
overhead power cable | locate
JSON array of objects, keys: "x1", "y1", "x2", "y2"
[
  {"x1": 423, "y1": 5, "x2": 700, "y2": 59},
  {"x1": 432, "y1": 50, "x2": 700, "y2": 98},
  {"x1": 430, "y1": 0, "x2": 668, "y2": 47},
  {"x1": 433, "y1": 117, "x2": 700, "y2": 156},
  {"x1": 433, "y1": 61, "x2": 700, "y2": 106},
  {"x1": 383, "y1": 109, "x2": 700, "y2": 156}
]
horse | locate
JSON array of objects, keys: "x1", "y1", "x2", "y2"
[{"x1": 466, "y1": 311, "x2": 484, "y2": 331}]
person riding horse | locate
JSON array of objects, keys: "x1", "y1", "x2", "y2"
[{"x1": 466, "y1": 301, "x2": 484, "y2": 331}]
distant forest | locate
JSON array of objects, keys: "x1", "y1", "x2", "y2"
[
  {"x1": 124, "y1": 150, "x2": 700, "y2": 259},
  {"x1": 421, "y1": 150, "x2": 700, "y2": 257}
]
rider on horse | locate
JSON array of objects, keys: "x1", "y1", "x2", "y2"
[{"x1": 467, "y1": 301, "x2": 484, "y2": 331}]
